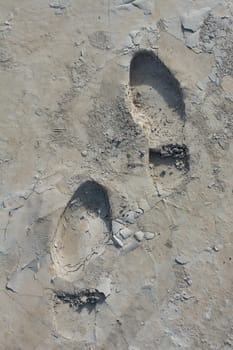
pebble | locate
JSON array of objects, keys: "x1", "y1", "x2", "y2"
[
  {"x1": 81, "y1": 150, "x2": 88, "y2": 157},
  {"x1": 49, "y1": 2, "x2": 67, "y2": 9},
  {"x1": 175, "y1": 256, "x2": 189, "y2": 265},
  {"x1": 181, "y1": 7, "x2": 211, "y2": 32},
  {"x1": 181, "y1": 291, "x2": 194, "y2": 301},
  {"x1": 122, "y1": 208, "x2": 143, "y2": 224},
  {"x1": 144, "y1": 232, "x2": 155, "y2": 240},
  {"x1": 134, "y1": 231, "x2": 144, "y2": 242},
  {"x1": 132, "y1": 0, "x2": 152, "y2": 15},
  {"x1": 184, "y1": 277, "x2": 192, "y2": 286},
  {"x1": 112, "y1": 235, "x2": 124, "y2": 248},
  {"x1": 123, "y1": 210, "x2": 136, "y2": 224},
  {"x1": 119, "y1": 227, "x2": 132, "y2": 240},
  {"x1": 212, "y1": 245, "x2": 222, "y2": 252},
  {"x1": 135, "y1": 208, "x2": 144, "y2": 217},
  {"x1": 112, "y1": 220, "x2": 124, "y2": 236}
]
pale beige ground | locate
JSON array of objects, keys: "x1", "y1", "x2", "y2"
[{"x1": 0, "y1": 1, "x2": 233, "y2": 349}]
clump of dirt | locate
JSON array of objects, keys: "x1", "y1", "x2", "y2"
[{"x1": 55, "y1": 288, "x2": 106, "y2": 311}]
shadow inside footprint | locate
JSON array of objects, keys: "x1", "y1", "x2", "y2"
[
  {"x1": 55, "y1": 288, "x2": 106, "y2": 313},
  {"x1": 149, "y1": 144, "x2": 189, "y2": 172},
  {"x1": 130, "y1": 50, "x2": 185, "y2": 118},
  {"x1": 52, "y1": 180, "x2": 111, "y2": 276},
  {"x1": 129, "y1": 50, "x2": 189, "y2": 190},
  {"x1": 70, "y1": 181, "x2": 111, "y2": 226}
]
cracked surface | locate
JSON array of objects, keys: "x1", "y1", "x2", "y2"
[{"x1": 0, "y1": 0, "x2": 233, "y2": 349}]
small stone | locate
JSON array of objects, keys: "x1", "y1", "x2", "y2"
[
  {"x1": 212, "y1": 245, "x2": 221, "y2": 252},
  {"x1": 49, "y1": 2, "x2": 67, "y2": 9},
  {"x1": 81, "y1": 150, "x2": 88, "y2": 157},
  {"x1": 181, "y1": 7, "x2": 211, "y2": 32},
  {"x1": 181, "y1": 291, "x2": 193, "y2": 301},
  {"x1": 144, "y1": 232, "x2": 155, "y2": 240},
  {"x1": 184, "y1": 277, "x2": 192, "y2": 286},
  {"x1": 112, "y1": 220, "x2": 124, "y2": 236},
  {"x1": 135, "y1": 208, "x2": 144, "y2": 217},
  {"x1": 123, "y1": 211, "x2": 136, "y2": 224},
  {"x1": 175, "y1": 256, "x2": 189, "y2": 265},
  {"x1": 112, "y1": 235, "x2": 124, "y2": 248},
  {"x1": 134, "y1": 231, "x2": 144, "y2": 242},
  {"x1": 132, "y1": 0, "x2": 152, "y2": 15},
  {"x1": 119, "y1": 227, "x2": 132, "y2": 239}
]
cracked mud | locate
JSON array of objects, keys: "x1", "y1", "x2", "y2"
[{"x1": 1, "y1": 1, "x2": 233, "y2": 349}]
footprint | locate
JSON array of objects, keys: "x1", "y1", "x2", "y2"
[
  {"x1": 129, "y1": 50, "x2": 189, "y2": 190},
  {"x1": 52, "y1": 180, "x2": 111, "y2": 279}
]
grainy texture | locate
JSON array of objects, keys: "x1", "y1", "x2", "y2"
[{"x1": 0, "y1": 1, "x2": 233, "y2": 349}]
